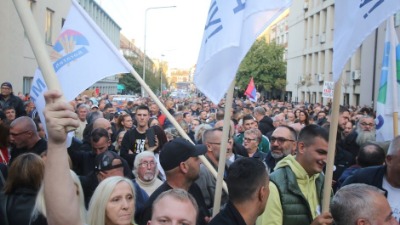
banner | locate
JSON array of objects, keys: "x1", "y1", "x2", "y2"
[
  {"x1": 244, "y1": 77, "x2": 257, "y2": 102},
  {"x1": 376, "y1": 18, "x2": 400, "y2": 142},
  {"x1": 333, "y1": 0, "x2": 400, "y2": 83},
  {"x1": 322, "y1": 81, "x2": 334, "y2": 99},
  {"x1": 30, "y1": 0, "x2": 133, "y2": 138},
  {"x1": 194, "y1": 0, "x2": 292, "y2": 104}
]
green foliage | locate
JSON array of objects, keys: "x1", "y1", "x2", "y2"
[{"x1": 236, "y1": 37, "x2": 287, "y2": 98}]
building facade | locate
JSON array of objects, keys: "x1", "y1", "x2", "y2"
[
  {"x1": 286, "y1": 0, "x2": 400, "y2": 107},
  {"x1": 0, "y1": 0, "x2": 121, "y2": 96}
]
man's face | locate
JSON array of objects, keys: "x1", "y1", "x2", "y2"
[
  {"x1": 368, "y1": 193, "x2": 398, "y2": 225},
  {"x1": 94, "y1": 119, "x2": 113, "y2": 139},
  {"x1": 203, "y1": 103, "x2": 210, "y2": 112},
  {"x1": 287, "y1": 112, "x2": 295, "y2": 122},
  {"x1": 149, "y1": 104, "x2": 159, "y2": 116},
  {"x1": 185, "y1": 156, "x2": 200, "y2": 181},
  {"x1": 200, "y1": 111, "x2": 207, "y2": 120},
  {"x1": 270, "y1": 127, "x2": 296, "y2": 160},
  {"x1": 148, "y1": 196, "x2": 197, "y2": 225},
  {"x1": 184, "y1": 114, "x2": 192, "y2": 123},
  {"x1": 343, "y1": 122, "x2": 353, "y2": 137},
  {"x1": 136, "y1": 109, "x2": 149, "y2": 128},
  {"x1": 9, "y1": 125, "x2": 32, "y2": 148},
  {"x1": 78, "y1": 108, "x2": 88, "y2": 121},
  {"x1": 243, "y1": 119, "x2": 256, "y2": 131},
  {"x1": 5, "y1": 109, "x2": 16, "y2": 121},
  {"x1": 359, "y1": 117, "x2": 375, "y2": 132},
  {"x1": 191, "y1": 120, "x2": 199, "y2": 132},
  {"x1": 206, "y1": 131, "x2": 233, "y2": 163},
  {"x1": 386, "y1": 150, "x2": 400, "y2": 186},
  {"x1": 1, "y1": 86, "x2": 11, "y2": 97},
  {"x1": 298, "y1": 137, "x2": 328, "y2": 176},
  {"x1": 339, "y1": 111, "x2": 350, "y2": 130},
  {"x1": 273, "y1": 115, "x2": 286, "y2": 128},
  {"x1": 138, "y1": 156, "x2": 157, "y2": 182},
  {"x1": 317, "y1": 112, "x2": 326, "y2": 120},
  {"x1": 92, "y1": 136, "x2": 111, "y2": 155}
]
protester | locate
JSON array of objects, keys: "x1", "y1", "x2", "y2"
[
  {"x1": 0, "y1": 153, "x2": 45, "y2": 225},
  {"x1": 258, "y1": 124, "x2": 333, "y2": 225},
  {"x1": 133, "y1": 151, "x2": 163, "y2": 196},
  {"x1": 209, "y1": 158, "x2": 269, "y2": 225},
  {"x1": 8, "y1": 116, "x2": 47, "y2": 165},
  {"x1": 147, "y1": 189, "x2": 198, "y2": 225},
  {"x1": 331, "y1": 183, "x2": 398, "y2": 225},
  {"x1": 0, "y1": 82, "x2": 26, "y2": 117}
]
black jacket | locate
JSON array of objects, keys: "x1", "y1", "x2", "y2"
[
  {"x1": 258, "y1": 116, "x2": 274, "y2": 136},
  {"x1": 9, "y1": 138, "x2": 47, "y2": 166},
  {"x1": 0, "y1": 188, "x2": 38, "y2": 225},
  {"x1": 0, "y1": 94, "x2": 26, "y2": 118},
  {"x1": 341, "y1": 165, "x2": 387, "y2": 195}
]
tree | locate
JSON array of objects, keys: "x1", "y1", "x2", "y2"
[{"x1": 236, "y1": 37, "x2": 286, "y2": 100}]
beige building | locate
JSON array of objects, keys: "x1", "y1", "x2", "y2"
[
  {"x1": 286, "y1": 0, "x2": 400, "y2": 107},
  {"x1": 0, "y1": 0, "x2": 121, "y2": 96}
]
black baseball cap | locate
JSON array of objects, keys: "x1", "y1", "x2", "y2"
[
  {"x1": 160, "y1": 138, "x2": 206, "y2": 171},
  {"x1": 94, "y1": 151, "x2": 123, "y2": 172},
  {"x1": 1, "y1": 82, "x2": 12, "y2": 89}
]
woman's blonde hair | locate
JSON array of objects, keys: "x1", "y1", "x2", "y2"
[{"x1": 87, "y1": 176, "x2": 136, "y2": 225}]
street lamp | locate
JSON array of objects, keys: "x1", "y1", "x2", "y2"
[{"x1": 142, "y1": 5, "x2": 176, "y2": 97}]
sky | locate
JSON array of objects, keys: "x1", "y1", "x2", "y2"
[{"x1": 95, "y1": 0, "x2": 210, "y2": 69}]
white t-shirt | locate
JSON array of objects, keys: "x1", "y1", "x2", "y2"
[{"x1": 383, "y1": 176, "x2": 400, "y2": 222}]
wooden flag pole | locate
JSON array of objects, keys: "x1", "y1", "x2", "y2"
[
  {"x1": 389, "y1": 17, "x2": 399, "y2": 137},
  {"x1": 322, "y1": 75, "x2": 342, "y2": 213},
  {"x1": 128, "y1": 69, "x2": 228, "y2": 193},
  {"x1": 12, "y1": 0, "x2": 74, "y2": 131},
  {"x1": 212, "y1": 80, "x2": 235, "y2": 216}
]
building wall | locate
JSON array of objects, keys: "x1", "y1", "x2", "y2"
[
  {"x1": 0, "y1": 0, "x2": 121, "y2": 96},
  {"x1": 285, "y1": 0, "x2": 392, "y2": 107}
]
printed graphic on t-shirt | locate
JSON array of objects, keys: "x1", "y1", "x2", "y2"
[{"x1": 134, "y1": 139, "x2": 145, "y2": 154}]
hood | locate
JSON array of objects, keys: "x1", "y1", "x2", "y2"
[{"x1": 275, "y1": 155, "x2": 320, "y2": 182}]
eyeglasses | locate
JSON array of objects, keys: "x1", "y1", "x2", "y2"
[
  {"x1": 243, "y1": 137, "x2": 256, "y2": 142},
  {"x1": 360, "y1": 122, "x2": 374, "y2": 127},
  {"x1": 9, "y1": 130, "x2": 30, "y2": 136},
  {"x1": 139, "y1": 161, "x2": 156, "y2": 168},
  {"x1": 270, "y1": 137, "x2": 295, "y2": 144}
]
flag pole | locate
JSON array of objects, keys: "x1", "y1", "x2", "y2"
[
  {"x1": 128, "y1": 70, "x2": 228, "y2": 193},
  {"x1": 322, "y1": 75, "x2": 342, "y2": 213},
  {"x1": 212, "y1": 80, "x2": 235, "y2": 216},
  {"x1": 389, "y1": 16, "x2": 399, "y2": 137},
  {"x1": 12, "y1": 0, "x2": 74, "y2": 131}
]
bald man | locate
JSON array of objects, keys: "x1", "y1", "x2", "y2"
[{"x1": 9, "y1": 116, "x2": 47, "y2": 165}]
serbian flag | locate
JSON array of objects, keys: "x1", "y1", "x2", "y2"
[{"x1": 244, "y1": 77, "x2": 257, "y2": 102}]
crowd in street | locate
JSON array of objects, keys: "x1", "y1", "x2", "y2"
[{"x1": 0, "y1": 80, "x2": 399, "y2": 225}]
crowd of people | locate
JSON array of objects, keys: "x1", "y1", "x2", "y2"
[{"x1": 0, "y1": 80, "x2": 399, "y2": 225}]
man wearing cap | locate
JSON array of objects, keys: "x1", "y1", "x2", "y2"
[
  {"x1": 79, "y1": 150, "x2": 149, "y2": 222},
  {"x1": 0, "y1": 82, "x2": 26, "y2": 117},
  {"x1": 139, "y1": 137, "x2": 210, "y2": 225}
]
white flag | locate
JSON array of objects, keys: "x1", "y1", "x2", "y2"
[
  {"x1": 194, "y1": 0, "x2": 291, "y2": 104},
  {"x1": 30, "y1": 0, "x2": 133, "y2": 139},
  {"x1": 333, "y1": 0, "x2": 400, "y2": 83},
  {"x1": 376, "y1": 18, "x2": 400, "y2": 142}
]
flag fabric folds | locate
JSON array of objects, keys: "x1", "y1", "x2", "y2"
[
  {"x1": 376, "y1": 18, "x2": 400, "y2": 142},
  {"x1": 333, "y1": 0, "x2": 400, "y2": 83},
  {"x1": 244, "y1": 77, "x2": 257, "y2": 102},
  {"x1": 194, "y1": 0, "x2": 292, "y2": 104},
  {"x1": 29, "y1": 0, "x2": 133, "y2": 137}
]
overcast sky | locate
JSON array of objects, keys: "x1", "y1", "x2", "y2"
[{"x1": 96, "y1": 0, "x2": 210, "y2": 69}]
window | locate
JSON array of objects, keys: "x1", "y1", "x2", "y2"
[
  {"x1": 23, "y1": 77, "x2": 33, "y2": 95},
  {"x1": 395, "y1": 11, "x2": 400, "y2": 27},
  {"x1": 61, "y1": 18, "x2": 66, "y2": 28},
  {"x1": 45, "y1": 8, "x2": 54, "y2": 45}
]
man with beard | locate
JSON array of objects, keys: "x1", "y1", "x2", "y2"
[
  {"x1": 133, "y1": 151, "x2": 163, "y2": 196},
  {"x1": 265, "y1": 125, "x2": 297, "y2": 173},
  {"x1": 342, "y1": 115, "x2": 375, "y2": 158},
  {"x1": 139, "y1": 138, "x2": 209, "y2": 225}
]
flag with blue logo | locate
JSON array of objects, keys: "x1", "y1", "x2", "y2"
[
  {"x1": 376, "y1": 18, "x2": 400, "y2": 142},
  {"x1": 194, "y1": 0, "x2": 291, "y2": 104},
  {"x1": 244, "y1": 77, "x2": 257, "y2": 102},
  {"x1": 29, "y1": 0, "x2": 132, "y2": 140},
  {"x1": 333, "y1": 0, "x2": 400, "y2": 83}
]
